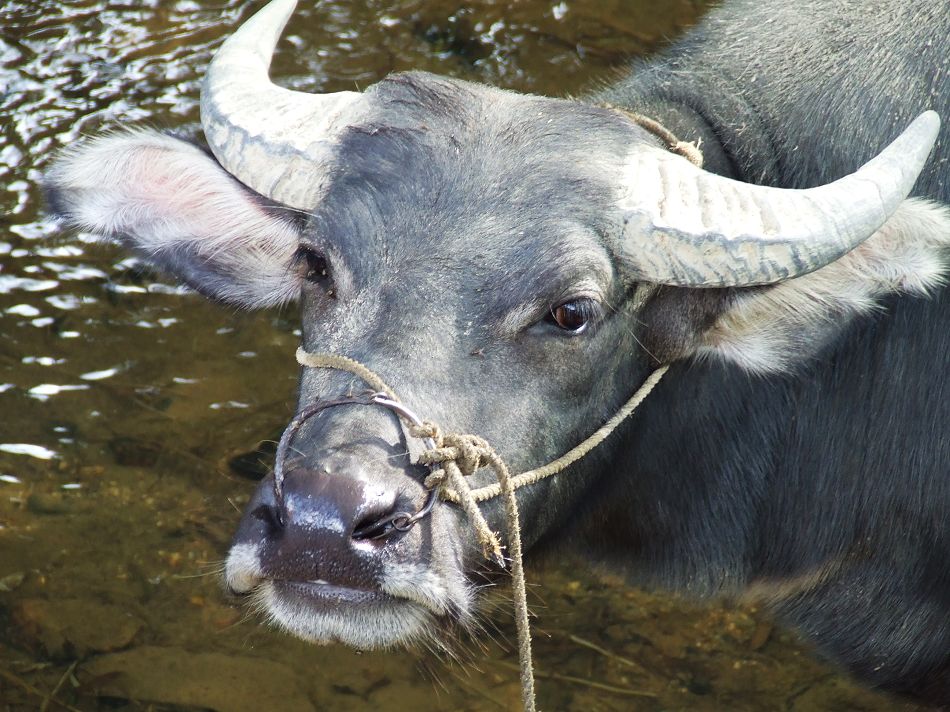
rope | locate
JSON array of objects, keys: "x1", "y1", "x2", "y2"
[
  {"x1": 601, "y1": 104, "x2": 705, "y2": 168},
  {"x1": 410, "y1": 425, "x2": 505, "y2": 564},
  {"x1": 408, "y1": 422, "x2": 535, "y2": 705},
  {"x1": 441, "y1": 364, "x2": 669, "y2": 504},
  {"x1": 296, "y1": 350, "x2": 397, "y2": 399},
  {"x1": 296, "y1": 347, "x2": 667, "y2": 712}
]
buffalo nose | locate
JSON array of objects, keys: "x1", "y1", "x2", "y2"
[{"x1": 235, "y1": 464, "x2": 411, "y2": 587}]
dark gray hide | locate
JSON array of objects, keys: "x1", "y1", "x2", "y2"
[{"x1": 45, "y1": 0, "x2": 950, "y2": 704}]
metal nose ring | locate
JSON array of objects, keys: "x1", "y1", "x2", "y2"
[
  {"x1": 272, "y1": 392, "x2": 439, "y2": 535},
  {"x1": 350, "y1": 394, "x2": 440, "y2": 539}
]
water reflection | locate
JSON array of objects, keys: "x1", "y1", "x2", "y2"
[
  {"x1": 0, "y1": 0, "x2": 924, "y2": 710},
  {"x1": 0, "y1": 443, "x2": 59, "y2": 459}
]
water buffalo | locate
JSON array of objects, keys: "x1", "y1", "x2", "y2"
[{"x1": 46, "y1": 0, "x2": 950, "y2": 704}]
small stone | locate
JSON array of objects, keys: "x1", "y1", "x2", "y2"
[
  {"x1": 209, "y1": 607, "x2": 242, "y2": 630},
  {"x1": 26, "y1": 492, "x2": 77, "y2": 515},
  {"x1": 13, "y1": 598, "x2": 144, "y2": 659},
  {"x1": 0, "y1": 571, "x2": 25, "y2": 591},
  {"x1": 108, "y1": 437, "x2": 162, "y2": 467},
  {"x1": 225, "y1": 439, "x2": 278, "y2": 481},
  {"x1": 366, "y1": 678, "x2": 432, "y2": 710},
  {"x1": 82, "y1": 646, "x2": 315, "y2": 712},
  {"x1": 748, "y1": 621, "x2": 773, "y2": 650},
  {"x1": 651, "y1": 631, "x2": 687, "y2": 659}
]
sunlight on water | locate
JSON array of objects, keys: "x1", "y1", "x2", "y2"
[{"x1": 0, "y1": 443, "x2": 59, "y2": 459}]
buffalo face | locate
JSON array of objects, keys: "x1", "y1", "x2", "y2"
[{"x1": 219, "y1": 72, "x2": 654, "y2": 647}]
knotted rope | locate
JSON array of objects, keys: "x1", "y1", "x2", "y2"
[
  {"x1": 296, "y1": 348, "x2": 668, "y2": 711},
  {"x1": 412, "y1": 424, "x2": 508, "y2": 565}
]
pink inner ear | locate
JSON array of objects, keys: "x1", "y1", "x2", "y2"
[{"x1": 49, "y1": 129, "x2": 304, "y2": 308}]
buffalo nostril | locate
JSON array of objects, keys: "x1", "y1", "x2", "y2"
[
  {"x1": 351, "y1": 505, "x2": 413, "y2": 542},
  {"x1": 351, "y1": 488, "x2": 437, "y2": 541},
  {"x1": 250, "y1": 503, "x2": 283, "y2": 532}
]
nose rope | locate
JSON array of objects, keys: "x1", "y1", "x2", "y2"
[
  {"x1": 600, "y1": 103, "x2": 705, "y2": 168},
  {"x1": 294, "y1": 347, "x2": 668, "y2": 712}
]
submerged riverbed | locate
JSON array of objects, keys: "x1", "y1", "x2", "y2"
[{"x1": 0, "y1": 1, "x2": 926, "y2": 709}]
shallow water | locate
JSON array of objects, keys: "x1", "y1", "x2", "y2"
[{"x1": 0, "y1": 1, "x2": 926, "y2": 710}]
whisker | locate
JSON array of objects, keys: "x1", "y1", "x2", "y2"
[
  {"x1": 172, "y1": 566, "x2": 226, "y2": 580},
  {"x1": 603, "y1": 292, "x2": 662, "y2": 364}
]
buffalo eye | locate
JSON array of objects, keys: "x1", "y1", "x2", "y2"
[
  {"x1": 295, "y1": 247, "x2": 334, "y2": 296},
  {"x1": 547, "y1": 298, "x2": 598, "y2": 334}
]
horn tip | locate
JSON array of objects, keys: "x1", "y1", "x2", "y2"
[
  {"x1": 911, "y1": 110, "x2": 941, "y2": 143},
  {"x1": 251, "y1": 0, "x2": 299, "y2": 30},
  {"x1": 904, "y1": 112, "x2": 942, "y2": 178}
]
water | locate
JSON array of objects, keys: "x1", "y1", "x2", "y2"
[{"x1": 0, "y1": 1, "x2": 924, "y2": 709}]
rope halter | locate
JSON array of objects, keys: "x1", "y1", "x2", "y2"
[{"x1": 283, "y1": 347, "x2": 669, "y2": 712}]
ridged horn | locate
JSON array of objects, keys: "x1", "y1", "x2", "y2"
[
  {"x1": 619, "y1": 111, "x2": 941, "y2": 286},
  {"x1": 201, "y1": 0, "x2": 368, "y2": 209}
]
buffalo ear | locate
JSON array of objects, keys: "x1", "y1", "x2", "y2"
[
  {"x1": 696, "y1": 198, "x2": 950, "y2": 373},
  {"x1": 45, "y1": 129, "x2": 303, "y2": 308}
]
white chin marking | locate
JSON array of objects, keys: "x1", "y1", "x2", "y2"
[
  {"x1": 253, "y1": 581, "x2": 433, "y2": 649},
  {"x1": 381, "y1": 562, "x2": 466, "y2": 618},
  {"x1": 225, "y1": 514, "x2": 473, "y2": 649},
  {"x1": 224, "y1": 542, "x2": 263, "y2": 594}
]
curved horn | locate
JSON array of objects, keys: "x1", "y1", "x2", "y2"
[
  {"x1": 201, "y1": 0, "x2": 368, "y2": 209},
  {"x1": 619, "y1": 111, "x2": 941, "y2": 286}
]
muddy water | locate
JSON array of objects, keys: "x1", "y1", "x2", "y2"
[{"x1": 0, "y1": 1, "x2": 925, "y2": 710}]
